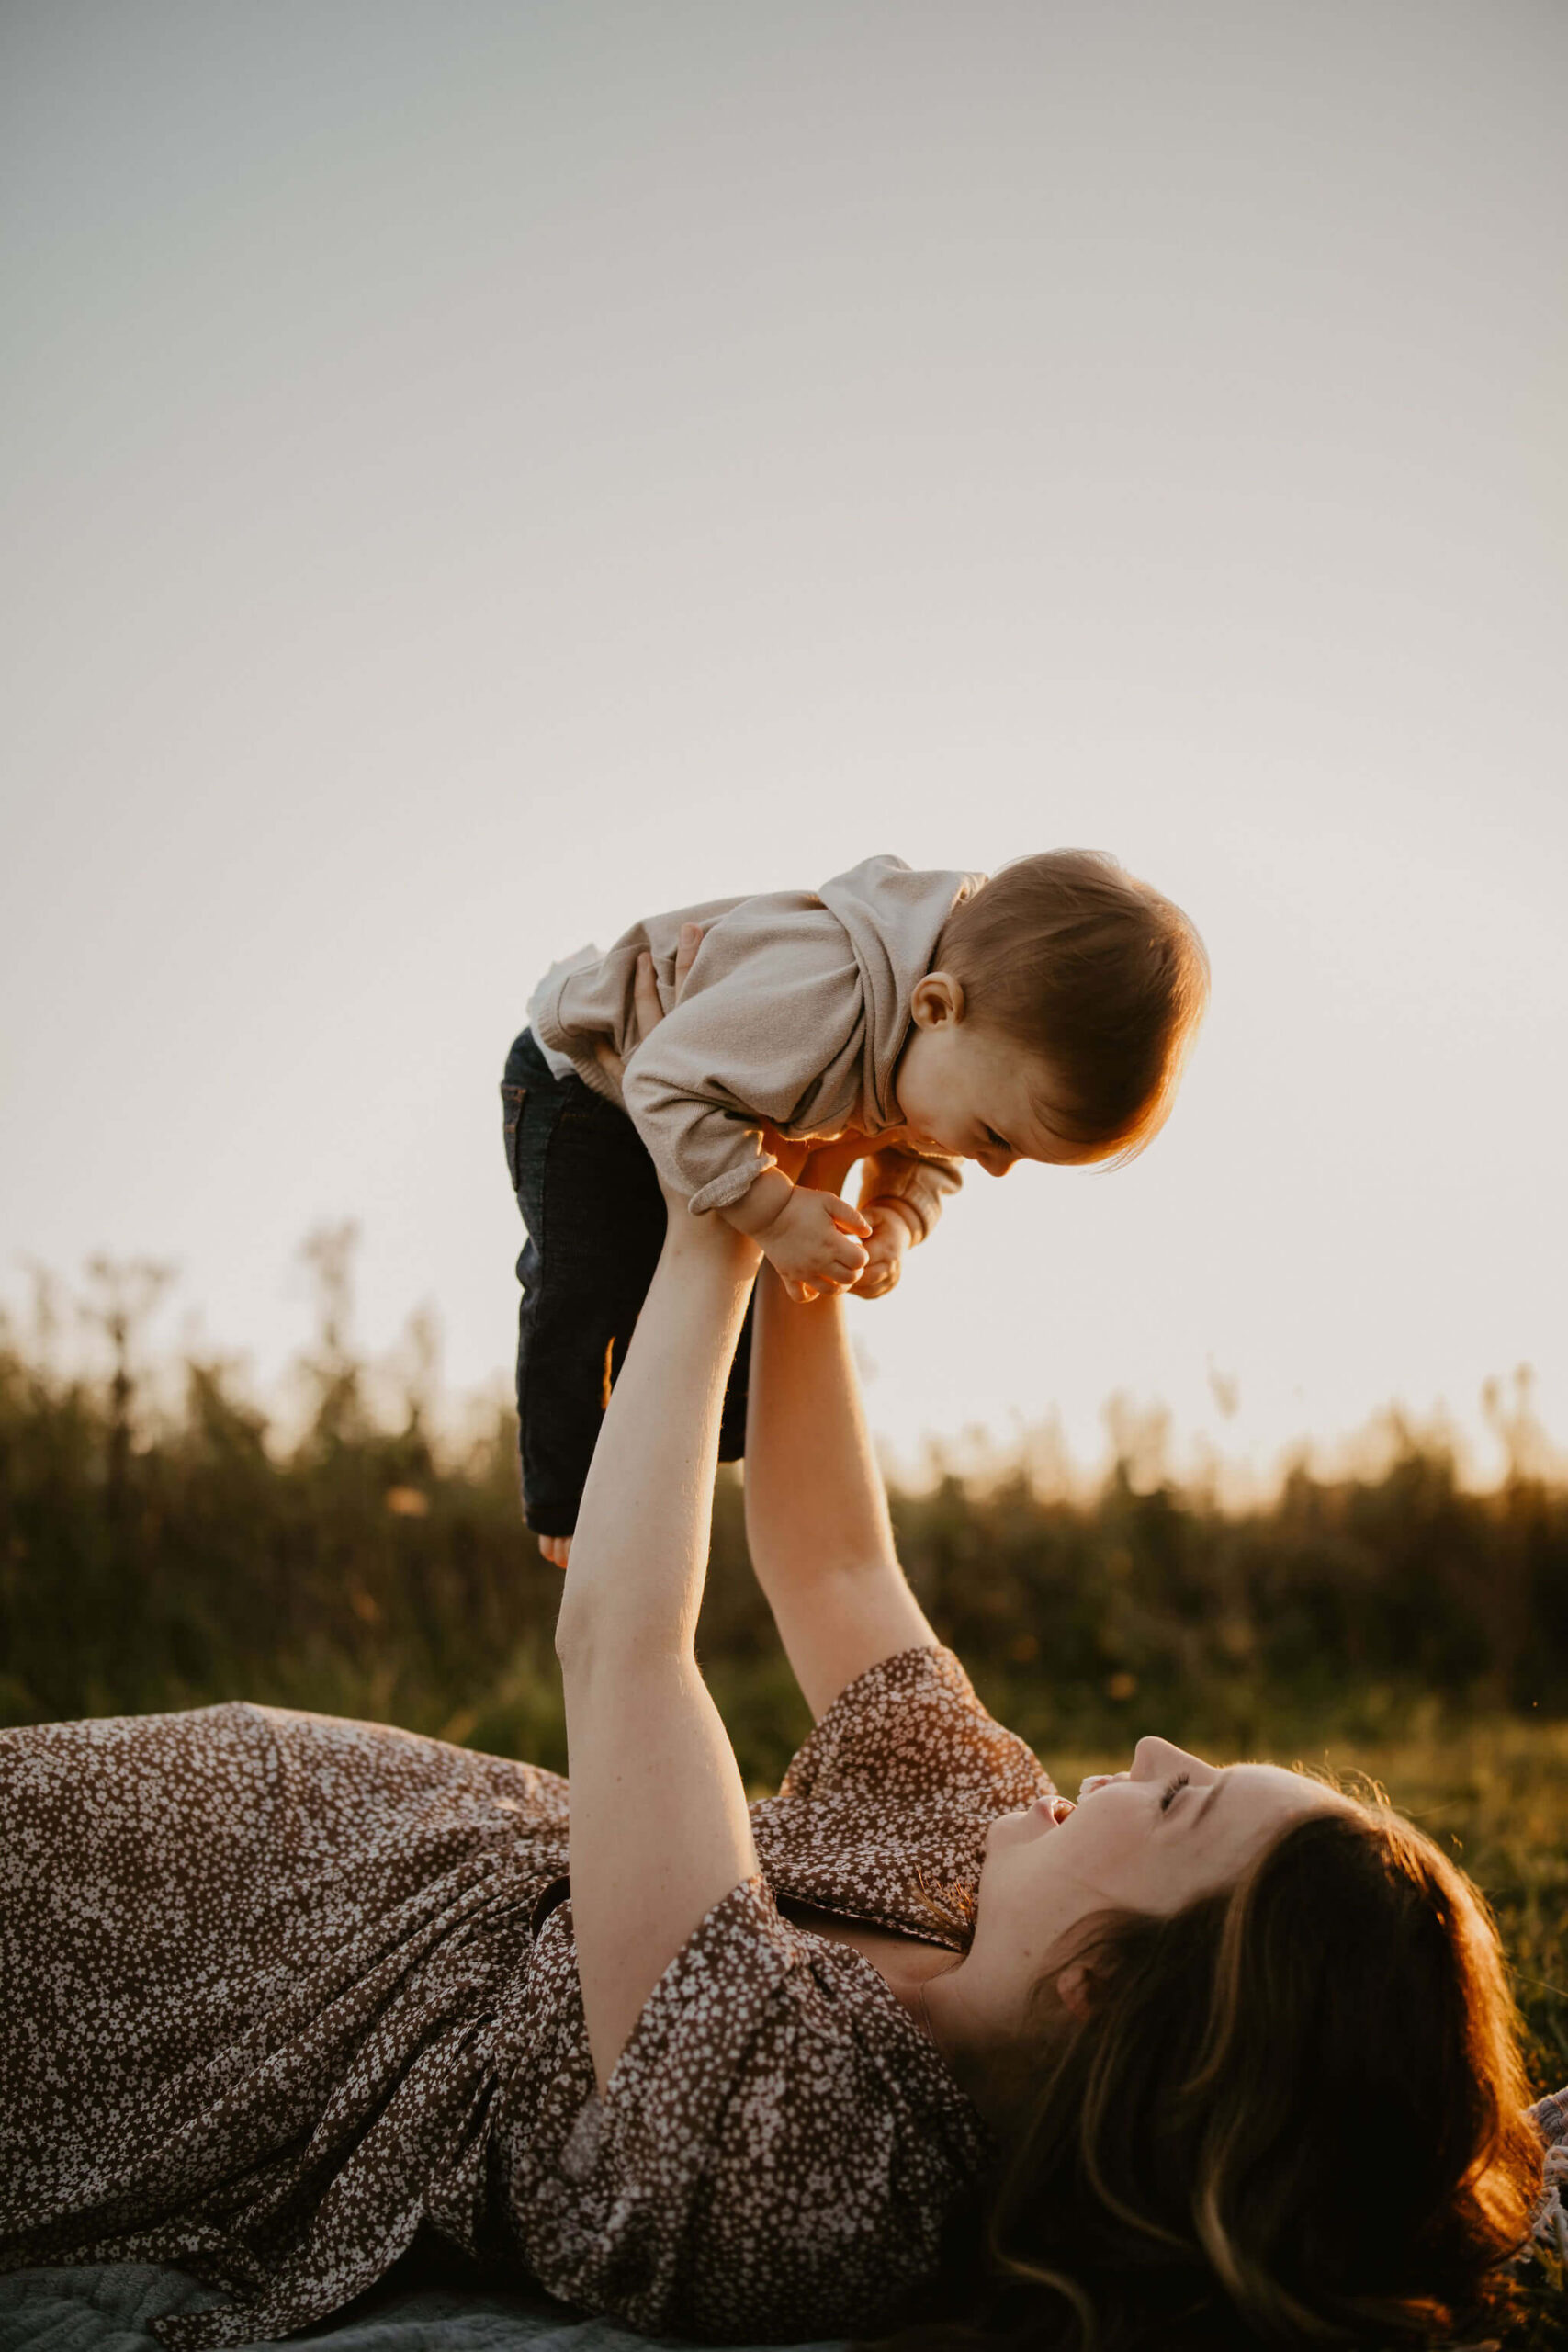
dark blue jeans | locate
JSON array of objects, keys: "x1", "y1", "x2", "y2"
[{"x1": 501, "y1": 1030, "x2": 754, "y2": 1535}]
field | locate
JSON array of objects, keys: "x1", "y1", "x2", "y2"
[{"x1": 2, "y1": 1261, "x2": 1564, "y2": 2342}]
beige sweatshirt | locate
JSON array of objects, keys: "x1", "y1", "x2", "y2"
[{"x1": 528, "y1": 854, "x2": 984, "y2": 1239}]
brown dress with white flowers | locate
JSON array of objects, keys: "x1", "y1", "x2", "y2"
[{"x1": 0, "y1": 1645, "x2": 1054, "y2": 2348}]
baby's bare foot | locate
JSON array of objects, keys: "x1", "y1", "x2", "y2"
[{"x1": 538, "y1": 1532, "x2": 572, "y2": 1571}]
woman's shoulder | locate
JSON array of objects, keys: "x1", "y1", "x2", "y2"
[
  {"x1": 746, "y1": 1647, "x2": 1051, "y2": 1941},
  {"x1": 524, "y1": 1873, "x2": 990, "y2": 2342},
  {"x1": 777, "y1": 1643, "x2": 1053, "y2": 1810}
]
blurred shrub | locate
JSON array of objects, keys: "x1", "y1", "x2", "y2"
[{"x1": 2, "y1": 1259, "x2": 1566, "y2": 1780}]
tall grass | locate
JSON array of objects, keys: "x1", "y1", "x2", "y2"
[{"x1": 6, "y1": 1253, "x2": 1564, "y2": 1758}]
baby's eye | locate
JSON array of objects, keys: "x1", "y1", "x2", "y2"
[
  {"x1": 1159, "y1": 1772, "x2": 1190, "y2": 1813},
  {"x1": 984, "y1": 1126, "x2": 1010, "y2": 1153}
]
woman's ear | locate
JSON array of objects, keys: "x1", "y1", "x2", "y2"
[
  {"x1": 1054, "y1": 1960, "x2": 1099, "y2": 2023},
  {"x1": 909, "y1": 971, "x2": 966, "y2": 1030}
]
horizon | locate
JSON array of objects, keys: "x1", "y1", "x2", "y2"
[{"x1": 7, "y1": 1235, "x2": 1562, "y2": 1511}]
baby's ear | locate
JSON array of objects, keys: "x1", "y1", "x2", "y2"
[{"x1": 910, "y1": 970, "x2": 966, "y2": 1029}]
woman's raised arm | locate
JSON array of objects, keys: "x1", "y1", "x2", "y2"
[
  {"x1": 556, "y1": 971, "x2": 764, "y2": 2095},
  {"x1": 743, "y1": 1199, "x2": 939, "y2": 1721}
]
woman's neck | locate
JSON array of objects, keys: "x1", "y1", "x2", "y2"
[
  {"x1": 777, "y1": 1897, "x2": 1044, "y2": 2136},
  {"x1": 777, "y1": 1899, "x2": 954, "y2": 2012},
  {"x1": 919, "y1": 1951, "x2": 1051, "y2": 2138}
]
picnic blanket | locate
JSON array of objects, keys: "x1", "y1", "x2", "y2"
[
  {"x1": 0, "y1": 2260, "x2": 847, "y2": 2352},
  {"x1": 8, "y1": 2094, "x2": 1564, "y2": 2350}
]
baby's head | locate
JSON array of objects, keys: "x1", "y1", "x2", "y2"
[{"x1": 893, "y1": 851, "x2": 1209, "y2": 1174}]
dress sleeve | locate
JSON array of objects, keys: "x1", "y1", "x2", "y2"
[
  {"x1": 779, "y1": 1644, "x2": 1052, "y2": 1815},
  {"x1": 533, "y1": 1877, "x2": 989, "y2": 2342},
  {"x1": 1529, "y1": 2090, "x2": 1568, "y2": 2260}
]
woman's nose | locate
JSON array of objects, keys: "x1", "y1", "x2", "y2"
[{"x1": 1131, "y1": 1735, "x2": 1211, "y2": 1782}]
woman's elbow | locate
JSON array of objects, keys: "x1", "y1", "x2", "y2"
[
  {"x1": 553, "y1": 1595, "x2": 585, "y2": 1671},
  {"x1": 554, "y1": 1591, "x2": 687, "y2": 1678},
  {"x1": 553, "y1": 1587, "x2": 608, "y2": 1672}
]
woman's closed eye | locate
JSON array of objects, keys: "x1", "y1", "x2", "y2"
[
  {"x1": 983, "y1": 1125, "x2": 1011, "y2": 1153},
  {"x1": 1159, "y1": 1772, "x2": 1190, "y2": 1814}
]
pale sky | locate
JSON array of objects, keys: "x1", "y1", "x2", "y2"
[{"x1": 3, "y1": 3, "x2": 1565, "y2": 1487}]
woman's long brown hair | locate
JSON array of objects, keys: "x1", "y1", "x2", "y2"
[{"x1": 886, "y1": 1803, "x2": 1542, "y2": 2350}]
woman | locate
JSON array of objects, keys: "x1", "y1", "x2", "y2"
[{"x1": 0, "y1": 959, "x2": 1554, "y2": 2352}]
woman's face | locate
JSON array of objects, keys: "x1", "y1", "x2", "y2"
[{"x1": 965, "y1": 1736, "x2": 1345, "y2": 2009}]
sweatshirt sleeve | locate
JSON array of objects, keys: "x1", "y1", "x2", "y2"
[
  {"x1": 855, "y1": 1148, "x2": 963, "y2": 1245},
  {"x1": 620, "y1": 934, "x2": 864, "y2": 1216}
]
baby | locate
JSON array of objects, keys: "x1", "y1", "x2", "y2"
[{"x1": 502, "y1": 851, "x2": 1207, "y2": 1563}]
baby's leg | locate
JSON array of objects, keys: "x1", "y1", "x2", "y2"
[{"x1": 502, "y1": 1033, "x2": 665, "y2": 1555}]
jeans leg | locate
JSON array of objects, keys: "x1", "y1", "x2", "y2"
[
  {"x1": 502, "y1": 1038, "x2": 667, "y2": 1536},
  {"x1": 716, "y1": 1295, "x2": 752, "y2": 1462}
]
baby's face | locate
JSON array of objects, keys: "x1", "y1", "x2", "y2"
[{"x1": 893, "y1": 1001, "x2": 1089, "y2": 1175}]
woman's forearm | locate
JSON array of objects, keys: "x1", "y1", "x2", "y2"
[
  {"x1": 743, "y1": 1264, "x2": 937, "y2": 1716},
  {"x1": 745, "y1": 1266, "x2": 897, "y2": 1583},
  {"x1": 556, "y1": 1219, "x2": 758, "y2": 1662}
]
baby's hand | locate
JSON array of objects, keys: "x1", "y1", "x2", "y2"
[
  {"x1": 757, "y1": 1186, "x2": 871, "y2": 1305},
  {"x1": 848, "y1": 1202, "x2": 915, "y2": 1300}
]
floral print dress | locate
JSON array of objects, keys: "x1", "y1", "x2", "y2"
[{"x1": 0, "y1": 1646, "x2": 1053, "y2": 2348}]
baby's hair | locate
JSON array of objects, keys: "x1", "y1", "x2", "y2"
[{"x1": 937, "y1": 850, "x2": 1209, "y2": 1160}]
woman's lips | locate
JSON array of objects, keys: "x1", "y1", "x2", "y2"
[{"x1": 1034, "y1": 1794, "x2": 1076, "y2": 1826}]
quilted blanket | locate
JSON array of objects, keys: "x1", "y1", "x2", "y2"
[{"x1": 0, "y1": 2263, "x2": 848, "y2": 2352}]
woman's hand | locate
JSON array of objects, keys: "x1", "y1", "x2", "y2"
[
  {"x1": 621, "y1": 939, "x2": 776, "y2": 1264},
  {"x1": 592, "y1": 922, "x2": 705, "y2": 1099},
  {"x1": 613, "y1": 925, "x2": 814, "y2": 1216},
  {"x1": 603, "y1": 926, "x2": 875, "y2": 1309}
]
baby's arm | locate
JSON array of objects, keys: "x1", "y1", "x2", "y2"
[
  {"x1": 602, "y1": 936, "x2": 872, "y2": 1310},
  {"x1": 760, "y1": 1136, "x2": 913, "y2": 1301},
  {"x1": 723, "y1": 1170, "x2": 872, "y2": 1304},
  {"x1": 841, "y1": 1147, "x2": 962, "y2": 1299},
  {"x1": 741, "y1": 1139, "x2": 952, "y2": 1303},
  {"x1": 619, "y1": 925, "x2": 876, "y2": 1299},
  {"x1": 852, "y1": 1200, "x2": 918, "y2": 1298}
]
